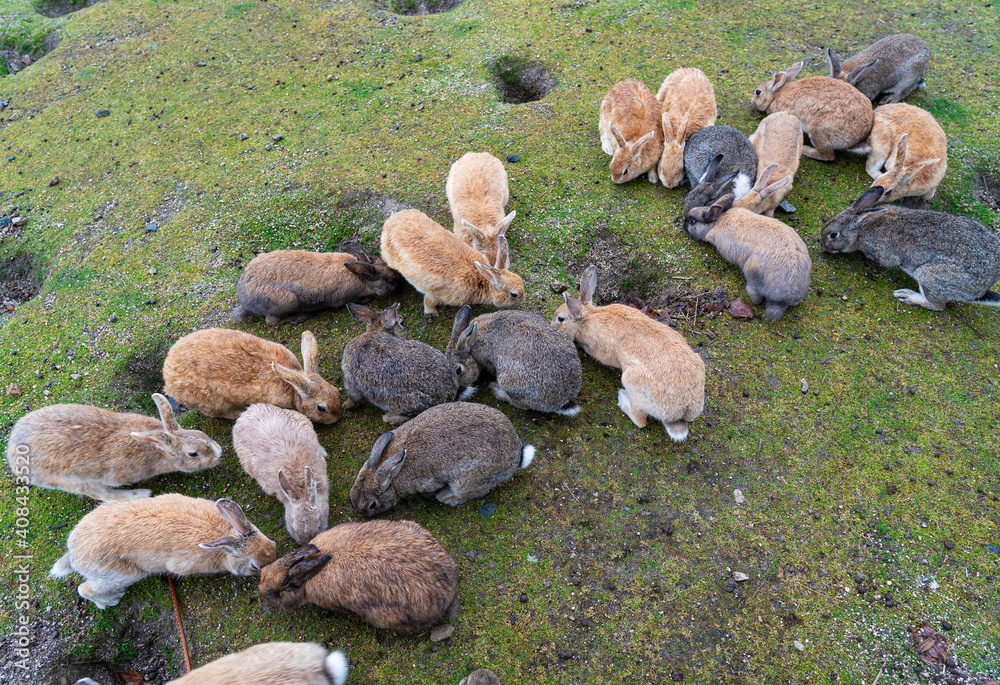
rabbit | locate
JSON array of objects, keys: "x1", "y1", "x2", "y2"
[
  {"x1": 231, "y1": 242, "x2": 402, "y2": 325},
  {"x1": 340, "y1": 303, "x2": 477, "y2": 425},
  {"x1": 350, "y1": 402, "x2": 535, "y2": 516},
  {"x1": 233, "y1": 404, "x2": 330, "y2": 544},
  {"x1": 748, "y1": 111, "x2": 803, "y2": 216},
  {"x1": 5, "y1": 393, "x2": 221, "y2": 502},
  {"x1": 447, "y1": 305, "x2": 582, "y2": 415},
  {"x1": 681, "y1": 126, "x2": 758, "y2": 218},
  {"x1": 821, "y1": 186, "x2": 1000, "y2": 310},
  {"x1": 380, "y1": 208, "x2": 525, "y2": 316},
  {"x1": 683, "y1": 164, "x2": 812, "y2": 320},
  {"x1": 446, "y1": 152, "x2": 516, "y2": 264},
  {"x1": 751, "y1": 61, "x2": 874, "y2": 161},
  {"x1": 165, "y1": 643, "x2": 348, "y2": 685},
  {"x1": 50, "y1": 495, "x2": 276, "y2": 610},
  {"x1": 859, "y1": 103, "x2": 947, "y2": 202},
  {"x1": 163, "y1": 329, "x2": 341, "y2": 423},
  {"x1": 258, "y1": 519, "x2": 459, "y2": 633},
  {"x1": 551, "y1": 266, "x2": 705, "y2": 441},
  {"x1": 460, "y1": 670, "x2": 500, "y2": 685},
  {"x1": 826, "y1": 34, "x2": 930, "y2": 104},
  {"x1": 654, "y1": 67, "x2": 718, "y2": 188},
  {"x1": 598, "y1": 79, "x2": 664, "y2": 183}
]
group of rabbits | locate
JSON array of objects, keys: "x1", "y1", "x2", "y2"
[{"x1": 601, "y1": 33, "x2": 1000, "y2": 316}]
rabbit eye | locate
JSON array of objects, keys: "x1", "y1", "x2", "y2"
[
  {"x1": 829, "y1": 232, "x2": 840, "y2": 240},
  {"x1": 510, "y1": 291, "x2": 520, "y2": 298},
  {"x1": 556, "y1": 314, "x2": 567, "y2": 323},
  {"x1": 250, "y1": 560, "x2": 261, "y2": 572},
  {"x1": 368, "y1": 501, "x2": 378, "y2": 510},
  {"x1": 187, "y1": 451, "x2": 199, "y2": 457},
  {"x1": 755, "y1": 89, "x2": 762, "y2": 96},
  {"x1": 456, "y1": 365, "x2": 464, "y2": 375},
  {"x1": 316, "y1": 403, "x2": 328, "y2": 413},
  {"x1": 622, "y1": 166, "x2": 629, "y2": 175}
]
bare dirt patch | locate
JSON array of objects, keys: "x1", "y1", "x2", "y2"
[
  {"x1": 35, "y1": 0, "x2": 103, "y2": 19},
  {"x1": 974, "y1": 171, "x2": 1000, "y2": 212},
  {"x1": 491, "y1": 56, "x2": 558, "y2": 104},
  {"x1": 374, "y1": 0, "x2": 463, "y2": 15},
  {"x1": 107, "y1": 342, "x2": 170, "y2": 414},
  {"x1": 0, "y1": 31, "x2": 60, "y2": 76},
  {"x1": 0, "y1": 253, "x2": 42, "y2": 327}
]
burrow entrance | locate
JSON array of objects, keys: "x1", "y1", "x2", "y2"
[
  {"x1": 375, "y1": 0, "x2": 463, "y2": 15},
  {"x1": 491, "y1": 56, "x2": 557, "y2": 104},
  {"x1": 35, "y1": 0, "x2": 103, "y2": 18}
]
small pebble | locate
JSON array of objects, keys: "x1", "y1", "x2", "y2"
[
  {"x1": 943, "y1": 540, "x2": 954, "y2": 550},
  {"x1": 734, "y1": 489, "x2": 745, "y2": 504},
  {"x1": 800, "y1": 379, "x2": 808, "y2": 393},
  {"x1": 95, "y1": 109, "x2": 110, "y2": 118},
  {"x1": 519, "y1": 593, "x2": 528, "y2": 603},
  {"x1": 272, "y1": 134, "x2": 284, "y2": 142},
  {"x1": 941, "y1": 620, "x2": 953, "y2": 631},
  {"x1": 6, "y1": 383, "x2": 21, "y2": 397},
  {"x1": 70, "y1": 374, "x2": 82, "y2": 381},
  {"x1": 239, "y1": 133, "x2": 248, "y2": 141},
  {"x1": 793, "y1": 640, "x2": 805, "y2": 652},
  {"x1": 144, "y1": 222, "x2": 158, "y2": 233},
  {"x1": 479, "y1": 503, "x2": 496, "y2": 519},
  {"x1": 507, "y1": 154, "x2": 521, "y2": 163},
  {"x1": 549, "y1": 281, "x2": 568, "y2": 294},
  {"x1": 742, "y1": 389, "x2": 749, "y2": 397},
  {"x1": 733, "y1": 572, "x2": 749, "y2": 582},
  {"x1": 48, "y1": 176, "x2": 59, "y2": 187}
]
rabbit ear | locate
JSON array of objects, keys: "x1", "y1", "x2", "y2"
[
  {"x1": 609, "y1": 122, "x2": 627, "y2": 148},
  {"x1": 892, "y1": 133, "x2": 908, "y2": 166},
  {"x1": 382, "y1": 302, "x2": 401, "y2": 329},
  {"x1": 564, "y1": 293, "x2": 585, "y2": 320},
  {"x1": 450, "y1": 305, "x2": 473, "y2": 347},
  {"x1": 492, "y1": 210, "x2": 516, "y2": 238},
  {"x1": 826, "y1": 48, "x2": 841, "y2": 78},
  {"x1": 130, "y1": 430, "x2": 174, "y2": 451},
  {"x1": 708, "y1": 194, "x2": 735, "y2": 220},
  {"x1": 346, "y1": 302, "x2": 379, "y2": 326},
  {"x1": 852, "y1": 185, "x2": 885, "y2": 210},
  {"x1": 495, "y1": 235, "x2": 510, "y2": 270},
  {"x1": 365, "y1": 431, "x2": 396, "y2": 470},
  {"x1": 702, "y1": 154, "x2": 724, "y2": 183},
  {"x1": 580, "y1": 265, "x2": 598, "y2": 305},
  {"x1": 287, "y1": 554, "x2": 331, "y2": 588},
  {"x1": 151, "y1": 393, "x2": 180, "y2": 432},
  {"x1": 343, "y1": 261, "x2": 378, "y2": 280},
  {"x1": 198, "y1": 536, "x2": 245, "y2": 556},
  {"x1": 755, "y1": 162, "x2": 779, "y2": 191},
  {"x1": 301, "y1": 331, "x2": 319, "y2": 375},
  {"x1": 305, "y1": 466, "x2": 318, "y2": 507},
  {"x1": 630, "y1": 130, "x2": 655, "y2": 160},
  {"x1": 340, "y1": 241, "x2": 372, "y2": 263},
  {"x1": 783, "y1": 61, "x2": 803, "y2": 80},
  {"x1": 900, "y1": 158, "x2": 940, "y2": 185},
  {"x1": 713, "y1": 170, "x2": 739, "y2": 192},
  {"x1": 845, "y1": 59, "x2": 879, "y2": 86},
  {"x1": 858, "y1": 207, "x2": 888, "y2": 225},
  {"x1": 759, "y1": 174, "x2": 792, "y2": 199},
  {"x1": 215, "y1": 498, "x2": 252, "y2": 536},
  {"x1": 674, "y1": 111, "x2": 690, "y2": 144},
  {"x1": 461, "y1": 219, "x2": 489, "y2": 251},
  {"x1": 285, "y1": 543, "x2": 322, "y2": 563},
  {"x1": 273, "y1": 362, "x2": 315, "y2": 399},
  {"x1": 456, "y1": 321, "x2": 478, "y2": 357},
  {"x1": 474, "y1": 261, "x2": 505, "y2": 290},
  {"x1": 661, "y1": 111, "x2": 673, "y2": 139},
  {"x1": 374, "y1": 449, "x2": 406, "y2": 494},
  {"x1": 277, "y1": 469, "x2": 300, "y2": 504}
]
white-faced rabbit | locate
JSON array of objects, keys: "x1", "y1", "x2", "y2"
[
  {"x1": 826, "y1": 34, "x2": 930, "y2": 104},
  {"x1": 655, "y1": 67, "x2": 717, "y2": 188},
  {"x1": 599, "y1": 79, "x2": 664, "y2": 183},
  {"x1": 446, "y1": 152, "x2": 516, "y2": 264},
  {"x1": 861, "y1": 103, "x2": 947, "y2": 202},
  {"x1": 166, "y1": 643, "x2": 347, "y2": 685},
  {"x1": 751, "y1": 61, "x2": 873, "y2": 161},
  {"x1": 232, "y1": 242, "x2": 401, "y2": 325},
  {"x1": 748, "y1": 112, "x2": 803, "y2": 216},
  {"x1": 683, "y1": 165, "x2": 812, "y2": 320},
  {"x1": 6, "y1": 393, "x2": 221, "y2": 502},
  {"x1": 447, "y1": 306, "x2": 582, "y2": 415},
  {"x1": 51, "y1": 495, "x2": 276, "y2": 609},
  {"x1": 258, "y1": 519, "x2": 459, "y2": 633},
  {"x1": 381, "y1": 209, "x2": 524, "y2": 316},
  {"x1": 682, "y1": 126, "x2": 758, "y2": 218},
  {"x1": 233, "y1": 404, "x2": 330, "y2": 544},
  {"x1": 163, "y1": 329, "x2": 341, "y2": 423},
  {"x1": 552, "y1": 267, "x2": 705, "y2": 441},
  {"x1": 350, "y1": 403, "x2": 535, "y2": 516},
  {"x1": 821, "y1": 186, "x2": 1000, "y2": 310},
  {"x1": 340, "y1": 303, "x2": 476, "y2": 425}
]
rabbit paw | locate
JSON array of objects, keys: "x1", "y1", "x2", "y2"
[
  {"x1": 382, "y1": 413, "x2": 411, "y2": 425},
  {"x1": 617, "y1": 389, "x2": 648, "y2": 428},
  {"x1": 893, "y1": 288, "x2": 945, "y2": 311}
]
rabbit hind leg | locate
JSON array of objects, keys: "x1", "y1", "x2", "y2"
[
  {"x1": 489, "y1": 382, "x2": 532, "y2": 411},
  {"x1": 617, "y1": 388, "x2": 649, "y2": 428},
  {"x1": 78, "y1": 574, "x2": 139, "y2": 609},
  {"x1": 802, "y1": 144, "x2": 836, "y2": 161},
  {"x1": 48, "y1": 476, "x2": 150, "y2": 503},
  {"x1": 893, "y1": 285, "x2": 946, "y2": 311}
]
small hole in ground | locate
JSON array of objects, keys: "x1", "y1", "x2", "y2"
[
  {"x1": 0, "y1": 30, "x2": 59, "y2": 76},
  {"x1": 374, "y1": 0, "x2": 463, "y2": 15},
  {"x1": 35, "y1": 0, "x2": 102, "y2": 19},
  {"x1": 974, "y1": 171, "x2": 1000, "y2": 212},
  {"x1": 491, "y1": 55, "x2": 557, "y2": 104},
  {"x1": 0, "y1": 253, "x2": 42, "y2": 322}
]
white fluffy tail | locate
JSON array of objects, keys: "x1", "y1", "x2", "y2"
[
  {"x1": 325, "y1": 650, "x2": 348, "y2": 685},
  {"x1": 520, "y1": 445, "x2": 535, "y2": 469},
  {"x1": 665, "y1": 421, "x2": 689, "y2": 442},
  {"x1": 457, "y1": 386, "x2": 477, "y2": 401},
  {"x1": 50, "y1": 553, "x2": 73, "y2": 578},
  {"x1": 554, "y1": 401, "x2": 581, "y2": 417}
]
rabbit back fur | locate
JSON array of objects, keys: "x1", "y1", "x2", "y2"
[
  {"x1": 655, "y1": 67, "x2": 718, "y2": 188},
  {"x1": 828, "y1": 34, "x2": 930, "y2": 103},
  {"x1": 599, "y1": 79, "x2": 664, "y2": 183},
  {"x1": 446, "y1": 152, "x2": 513, "y2": 264},
  {"x1": 165, "y1": 643, "x2": 347, "y2": 685},
  {"x1": 748, "y1": 112, "x2": 803, "y2": 216}
]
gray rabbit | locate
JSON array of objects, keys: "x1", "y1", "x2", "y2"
[
  {"x1": 827, "y1": 34, "x2": 930, "y2": 104},
  {"x1": 349, "y1": 403, "x2": 535, "y2": 516},
  {"x1": 447, "y1": 306, "x2": 582, "y2": 415},
  {"x1": 821, "y1": 186, "x2": 1000, "y2": 310},
  {"x1": 341, "y1": 303, "x2": 477, "y2": 424},
  {"x1": 682, "y1": 125, "x2": 758, "y2": 218}
]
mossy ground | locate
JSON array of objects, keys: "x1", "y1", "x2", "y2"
[{"x1": 0, "y1": 0, "x2": 998, "y2": 683}]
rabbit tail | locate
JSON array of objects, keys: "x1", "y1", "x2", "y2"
[
  {"x1": 974, "y1": 290, "x2": 1000, "y2": 307},
  {"x1": 324, "y1": 650, "x2": 349, "y2": 685},
  {"x1": 665, "y1": 421, "x2": 689, "y2": 442},
  {"x1": 457, "y1": 386, "x2": 477, "y2": 401},
  {"x1": 554, "y1": 401, "x2": 581, "y2": 417},
  {"x1": 230, "y1": 304, "x2": 249, "y2": 322},
  {"x1": 520, "y1": 445, "x2": 536, "y2": 469},
  {"x1": 50, "y1": 553, "x2": 74, "y2": 578}
]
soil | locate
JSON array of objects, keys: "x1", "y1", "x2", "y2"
[
  {"x1": 106, "y1": 342, "x2": 171, "y2": 414},
  {"x1": 375, "y1": 0, "x2": 464, "y2": 15},
  {"x1": 491, "y1": 57, "x2": 558, "y2": 104},
  {"x1": 974, "y1": 171, "x2": 1000, "y2": 212},
  {"x1": 34, "y1": 0, "x2": 103, "y2": 19}
]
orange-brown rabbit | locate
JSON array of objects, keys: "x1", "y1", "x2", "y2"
[
  {"x1": 861, "y1": 103, "x2": 947, "y2": 202},
  {"x1": 748, "y1": 111, "x2": 803, "y2": 216},
  {"x1": 655, "y1": 68, "x2": 717, "y2": 188},
  {"x1": 166, "y1": 643, "x2": 347, "y2": 685},
  {"x1": 446, "y1": 152, "x2": 516, "y2": 264},
  {"x1": 599, "y1": 79, "x2": 664, "y2": 183}
]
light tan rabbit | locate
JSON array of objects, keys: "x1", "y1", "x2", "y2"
[
  {"x1": 6, "y1": 393, "x2": 221, "y2": 502},
  {"x1": 50, "y1": 495, "x2": 276, "y2": 609},
  {"x1": 748, "y1": 111, "x2": 803, "y2": 216},
  {"x1": 166, "y1": 643, "x2": 347, "y2": 685},
  {"x1": 446, "y1": 152, "x2": 515, "y2": 264},
  {"x1": 599, "y1": 79, "x2": 664, "y2": 183},
  {"x1": 380, "y1": 208, "x2": 524, "y2": 316},
  {"x1": 233, "y1": 404, "x2": 330, "y2": 544},
  {"x1": 551, "y1": 266, "x2": 704, "y2": 441},
  {"x1": 163, "y1": 329, "x2": 341, "y2": 423},
  {"x1": 655, "y1": 68, "x2": 717, "y2": 188},
  {"x1": 861, "y1": 103, "x2": 947, "y2": 202},
  {"x1": 751, "y1": 61, "x2": 873, "y2": 161}
]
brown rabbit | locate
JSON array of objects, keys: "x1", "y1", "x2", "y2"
[
  {"x1": 165, "y1": 643, "x2": 347, "y2": 685},
  {"x1": 826, "y1": 34, "x2": 930, "y2": 103},
  {"x1": 655, "y1": 68, "x2": 717, "y2": 188},
  {"x1": 748, "y1": 111, "x2": 803, "y2": 216},
  {"x1": 258, "y1": 519, "x2": 459, "y2": 633},
  {"x1": 552, "y1": 267, "x2": 705, "y2": 441},
  {"x1": 446, "y1": 152, "x2": 516, "y2": 264},
  {"x1": 751, "y1": 61, "x2": 874, "y2": 161},
  {"x1": 163, "y1": 329, "x2": 340, "y2": 423},
  {"x1": 232, "y1": 242, "x2": 401, "y2": 325},
  {"x1": 599, "y1": 79, "x2": 664, "y2": 183},
  {"x1": 861, "y1": 103, "x2": 947, "y2": 202},
  {"x1": 51, "y1": 495, "x2": 276, "y2": 609},
  {"x1": 6, "y1": 393, "x2": 221, "y2": 502},
  {"x1": 380, "y1": 208, "x2": 524, "y2": 316}
]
